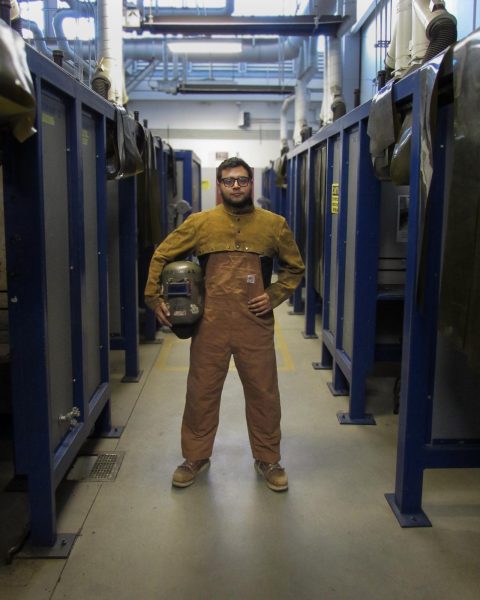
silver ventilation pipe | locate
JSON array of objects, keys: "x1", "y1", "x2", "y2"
[
  {"x1": 21, "y1": 18, "x2": 52, "y2": 58},
  {"x1": 140, "y1": 0, "x2": 234, "y2": 17},
  {"x1": 52, "y1": 4, "x2": 95, "y2": 77},
  {"x1": 85, "y1": 36, "x2": 305, "y2": 64}
]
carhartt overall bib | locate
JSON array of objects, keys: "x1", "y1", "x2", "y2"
[{"x1": 181, "y1": 252, "x2": 281, "y2": 463}]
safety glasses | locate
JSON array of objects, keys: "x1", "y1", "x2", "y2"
[{"x1": 220, "y1": 176, "x2": 251, "y2": 187}]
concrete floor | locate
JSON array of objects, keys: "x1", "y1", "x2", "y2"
[{"x1": 1, "y1": 304, "x2": 480, "y2": 599}]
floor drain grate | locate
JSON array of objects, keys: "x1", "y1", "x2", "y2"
[{"x1": 67, "y1": 451, "x2": 125, "y2": 482}]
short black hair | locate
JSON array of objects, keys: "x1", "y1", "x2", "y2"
[{"x1": 216, "y1": 157, "x2": 253, "y2": 181}]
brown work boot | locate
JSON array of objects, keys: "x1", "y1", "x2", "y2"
[
  {"x1": 172, "y1": 459, "x2": 210, "y2": 488},
  {"x1": 254, "y1": 460, "x2": 288, "y2": 492}
]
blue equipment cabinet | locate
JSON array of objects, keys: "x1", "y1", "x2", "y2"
[
  {"x1": 286, "y1": 101, "x2": 403, "y2": 424},
  {"x1": 173, "y1": 149, "x2": 202, "y2": 224},
  {"x1": 261, "y1": 162, "x2": 287, "y2": 218},
  {"x1": 383, "y1": 44, "x2": 480, "y2": 526},
  {"x1": 2, "y1": 47, "x2": 120, "y2": 553}
]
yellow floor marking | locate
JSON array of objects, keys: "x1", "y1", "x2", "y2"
[{"x1": 154, "y1": 322, "x2": 296, "y2": 372}]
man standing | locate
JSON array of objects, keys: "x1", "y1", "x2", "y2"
[{"x1": 144, "y1": 157, "x2": 304, "y2": 492}]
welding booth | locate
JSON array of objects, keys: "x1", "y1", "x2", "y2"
[
  {"x1": 0, "y1": 34, "x2": 200, "y2": 552},
  {"x1": 285, "y1": 29, "x2": 480, "y2": 526}
]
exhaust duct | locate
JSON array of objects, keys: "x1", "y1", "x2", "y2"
[{"x1": 92, "y1": 0, "x2": 127, "y2": 105}]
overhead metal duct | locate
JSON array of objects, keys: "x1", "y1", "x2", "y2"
[
  {"x1": 120, "y1": 36, "x2": 306, "y2": 64},
  {"x1": 138, "y1": 14, "x2": 343, "y2": 36},
  {"x1": 52, "y1": 4, "x2": 95, "y2": 78},
  {"x1": 141, "y1": 0, "x2": 234, "y2": 16}
]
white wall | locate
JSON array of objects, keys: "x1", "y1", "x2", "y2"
[{"x1": 129, "y1": 96, "x2": 320, "y2": 170}]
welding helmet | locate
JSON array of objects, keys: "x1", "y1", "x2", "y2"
[{"x1": 161, "y1": 260, "x2": 204, "y2": 339}]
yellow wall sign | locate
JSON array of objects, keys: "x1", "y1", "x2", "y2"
[
  {"x1": 41, "y1": 113, "x2": 55, "y2": 126},
  {"x1": 331, "y1": 183, "x2": 339, "y2": 214}
]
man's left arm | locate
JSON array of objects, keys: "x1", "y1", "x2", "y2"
[{"x1": 265, "y1": 218, "x2": 305, "y2": 309}]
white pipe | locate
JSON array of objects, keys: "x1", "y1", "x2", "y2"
[
  {"x1": 327, "y1": 36, "x2": 342, "y2": 100},
  {"x1": 385, "y1": 16, "x2": 397, "y2": 72},
  {"x1": 395, "y1": 0, "x2": 412, "y2": 77},
  {"x1": 280, "y1": 94, "x2": 295, "y2": 150},
  {"x1": 320, "y1": 39, "x2": 330, "y2": 126},
  {"x1": 293, "y1": 77, "x2": 309, "y2": 144},
  {"x1": 411, "y1": 0, "x2": 431, "y2": 63},
  {"x1": 94, "y1": 0, "x2": 127, "y2": 105},
  {"x1": 10, "y1": 0, "x2": 20, "y2": 20}
]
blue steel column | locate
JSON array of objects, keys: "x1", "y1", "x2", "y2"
[
  {"x1": 68, "y1": 97, "x2": 86, "y2": 424},
  {"x1": 119, "y1": 177, "x2": 142, "y2": 382},
  {"x1": 385, "y1": 78, "x2": 431, "y2": 525},
  {"x1": 94, "y1": 115, "x2": 122, "y2": 436},
  {"x1": 337, "y1": 119, "x2": 378, "y2": 425},
  {"x1": 303, "y1": 147, "x2": 318, "y2": 338},
  {"x1": 285, "y1": 157, "x2": 295, "y2": 306}
]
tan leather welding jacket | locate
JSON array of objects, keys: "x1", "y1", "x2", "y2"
[{"x1": 144, "y1": 203, "x2": 305, "y2": 310}]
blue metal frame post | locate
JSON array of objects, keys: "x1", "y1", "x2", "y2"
[
  {"x1": 303, "y1": 147, "x2": 318, "y2": 339},
  {"x1": 385, "y1": 69, "x2": 480, "y2": 527},
  {"x1": 117, "y1": 177, "x2": 142, "y2": 382},
  {"x1": 337, "y1": 119, "x2": 380, "y2": 425},
  {"x1": 315, "y1": 136, "x2": 335, "y2": 370},
  {"x1": 327, "y1": 131, "x2": 350, "y2": 398}
]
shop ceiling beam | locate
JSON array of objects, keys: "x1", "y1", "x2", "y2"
[{"x1": 138, "y1": 15, "x2": 344, "y2": 36}]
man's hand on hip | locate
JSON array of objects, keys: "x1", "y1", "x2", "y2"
[{"x1": 248, "y1": 293, "x2": 272, "y2": 316}]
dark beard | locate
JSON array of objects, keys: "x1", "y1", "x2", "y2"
[{"x1": 221, "y1": 191, "x2": 253, "y2": 211}]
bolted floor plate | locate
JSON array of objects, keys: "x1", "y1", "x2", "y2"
[{"x1": 16, "y1": 533, "x2": 77, "y2": 559}]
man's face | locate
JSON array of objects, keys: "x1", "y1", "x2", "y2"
[{"x1": 218, "y1": 166, "x2": 253, "y2": 206}]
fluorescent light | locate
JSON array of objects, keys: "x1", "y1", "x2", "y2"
[{"x1": 167, "y1": 41, "x2": 242, "y2": 54}]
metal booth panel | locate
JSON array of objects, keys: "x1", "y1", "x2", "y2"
[
  {"x1": 313, "y1": 145, "x2": 327, "y2": 297},
  {"x1": 431, "y1": 111, "x2": 480, "y2": 441},
  {"x1": 81, "y1": 112, "x2": 101, "y2": 400},
  {"x1": 342, "y1": 128, "x2": 360, "y2": 359},
  {"x1": 41, "y1": 92, "x2": 74, "y2": 450},
  {"x1": 327, "y1": 137, "x2": 341, "y2": 337},
  {"x1": 299, "y1": 154, "x2": 308, "y2": 260},
  {"x1": 378, "y1": 181, "x2": 408, "y2": 287}
]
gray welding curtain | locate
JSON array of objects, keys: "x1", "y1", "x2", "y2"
[{"x1": 438, "y1": 30, "x2": 480, "y2": 375}]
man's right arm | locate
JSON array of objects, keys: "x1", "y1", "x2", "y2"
[{"x1": 144, "y1": 216, "x2": 197, "y2": 316}]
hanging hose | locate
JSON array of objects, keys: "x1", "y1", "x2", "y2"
[
  {"x1": 331, "y1": 98, "x2": 346, "y2": 121},
  {"x1": 92, "y1": 72, "x2": 111, "y2": 99},
  {"x1": 423, "y1": 14, "x2": 457, "y2": 62}
]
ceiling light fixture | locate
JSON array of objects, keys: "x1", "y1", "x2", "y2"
[{"x1": 167, "y1": 41, "x2": 242, "y2": 54}]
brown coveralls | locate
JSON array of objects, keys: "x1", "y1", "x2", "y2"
[{"x1": 145, "y1": 203, "x2": 304, "y2": 463}]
